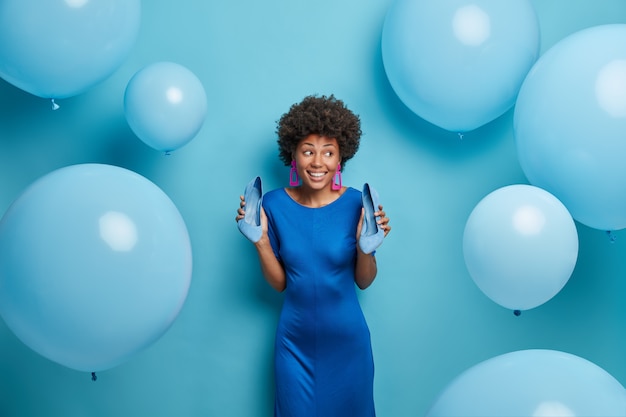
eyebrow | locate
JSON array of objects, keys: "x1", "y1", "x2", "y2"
[{"x1": 301, "y1": 142, "x2": 337, "y2": 148}]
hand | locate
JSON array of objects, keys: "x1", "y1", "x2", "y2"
[
  {"x1": 235, "y1": 195, "x2": 268, "y2": 243},
  {"x1": 376, "y1": 205, "x2": 391, "y2": 237},
  {"x1": 235, "y1": 195, "x2": 246, "y2": 222},
  {"x1": 355, "y1": 205, "x2": 391, "y2": 242}
]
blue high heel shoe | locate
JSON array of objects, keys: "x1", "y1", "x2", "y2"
[
  {"x1": 359, "y1": 183, "x2": 385, "y2": 254},
  {"x1": 237, "y1": 176, "x2": 263, "y2": 243}
]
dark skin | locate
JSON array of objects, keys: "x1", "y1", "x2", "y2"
[{"x1": 235, "y1": 134, "x2": 391, "y2": 292}]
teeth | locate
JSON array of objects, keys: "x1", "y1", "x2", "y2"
[{"x1": 310, "y1": 172, "x2": 325, "y2": 177}]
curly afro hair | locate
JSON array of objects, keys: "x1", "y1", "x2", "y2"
[{"x1": 276, "y1": 95, "x2": 362, "y2": 168}]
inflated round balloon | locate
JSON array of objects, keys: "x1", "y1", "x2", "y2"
[
  {"x1": 381, "y1": 0, "x2": 539, "y2": 132},
  {"x1": 124, "y1": 61, "x2": 208, "y2": 153},
  {"x1": 515, "y1": 24, "x2": 626, "y2": 231},
  {"x1": 0, "y1": 164, "x2": 192, "y2": 372},
  {"x1": 463, "y1": 185, "x2": 578, "y2": 311},
  {"x1": 0, "y1": 0, "x2": 140, "y2": 99},
  {"x1": 426, "y1": 349, "x2": 626, "y2": 417}
]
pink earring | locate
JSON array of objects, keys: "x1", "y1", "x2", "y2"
[
  {"x1": 331, "y1": 163, "x2": 342, "y2": 190},
  {"x1": 289, "y1": 160, "x2": 300, "y2": 186}
]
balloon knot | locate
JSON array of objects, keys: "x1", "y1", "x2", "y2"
[
  {"x1": 606, "y1": 230, "x2": 617, "y2": 243},
  {"x1": 91, "y1": 372, "x2": 97, "y2": 382},
  {"x1": 513, "y1": 310, "x2": 521, "y2": 316},
  {"x1": 457, "y1": 132, "x2": 464, "y2": 140},
  {"x1": 51, "y1": 99, "x2": 60, "y2": 110}
]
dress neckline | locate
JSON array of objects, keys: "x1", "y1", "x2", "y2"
[{"x1": 281, "y1": 187, "x2": 351, "y2": 209}]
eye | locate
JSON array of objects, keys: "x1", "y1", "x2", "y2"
[
  {"x1": 303, "y1": 150, "x2": 313, "y2": 156},
  {"x1": 324, "y1": 151, "x2": 333, "y2": 157}
]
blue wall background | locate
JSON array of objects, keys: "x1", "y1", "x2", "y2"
[{"x1": 1, "y1": 1, "x2": 626, "y2": 416}]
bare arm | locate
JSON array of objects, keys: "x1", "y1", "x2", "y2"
[
  {"x1": 254, "y1": 223, "x2": 286, "y2": 292},
  {"x1": 237, "y1": 196, "x2": 286, "y2": 292},
  {"x1": 354, "y1": 206, "x2": 391, "y2": 289},
  {"x1": 355, "y1": 248, "x2": 378, "y2": 289}
]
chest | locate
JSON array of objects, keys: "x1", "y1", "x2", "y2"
[{"x1": 274, "y1": 203, "x2": 360, "y2": 272}]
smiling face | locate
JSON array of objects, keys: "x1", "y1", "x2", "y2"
[{"x1": 293, "y1": 134, "x2": 341, "y2": 192}]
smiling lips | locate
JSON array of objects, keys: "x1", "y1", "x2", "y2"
[{"x1": 308, "y1": 171, "x2": 327, "y2": 179}]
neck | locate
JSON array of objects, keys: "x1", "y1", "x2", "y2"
[{"x1": 289, "y1": 186, "x2": 343, "y2": 208}]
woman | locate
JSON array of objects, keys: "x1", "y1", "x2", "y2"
[{"x1": 235, "y1": 95, "x2": 391, "y2": 416}]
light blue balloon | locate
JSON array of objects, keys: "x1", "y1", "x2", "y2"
[
  {"x1": 426, "y1": 349, "x2": 626, "y2": 417},
  {"x1": 463, "y1": 185, "x2": 578, "y2": 311},
  {"x1": 515, "y1": 24, "x2": 626, "y2": 231},
  {"x1": 0, "y1": 0, "x2": 140, "y2": 99},
  {"x1": 0, "y1": 164, "x2": 192, "y2": 372},
  {"x1": 124, "y1": 62, "x2": 208, "y2": 153},
  {"x1": 381, "y1": 0, "x2": 539, "y2": 132}
]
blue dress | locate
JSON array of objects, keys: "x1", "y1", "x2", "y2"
[{"x1": 262, "y1": 187, "x2": 376, "y2": 417}]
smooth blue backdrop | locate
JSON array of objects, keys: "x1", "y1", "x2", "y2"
[{"x1": 1, "y1": 1, "x2": 626, "y2": 416}]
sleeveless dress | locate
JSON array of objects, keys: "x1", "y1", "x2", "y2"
[{"x1": 262, "y1": 187, "x2": 376, "y2": 417}]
